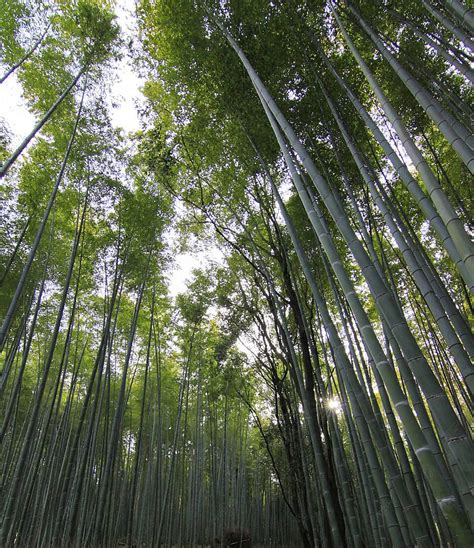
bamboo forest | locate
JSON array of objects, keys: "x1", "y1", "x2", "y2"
[{"x1": 1, "y1": 0, "x2": 474, "y2": 546}]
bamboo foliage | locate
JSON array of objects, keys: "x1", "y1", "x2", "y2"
[{"x1": 1, "y1": 1, "x2": 473, "y2": 546}]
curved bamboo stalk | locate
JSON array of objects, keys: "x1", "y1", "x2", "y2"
[
  {"x1": 311, "y1": 38, "x2": 472, "y2": 290},
  {"x1": 331, "y1": 5, "x2": 474, "y2": 291},
  {"x1": 316, "y1": 75, "x2": 474, "y2": 394}
]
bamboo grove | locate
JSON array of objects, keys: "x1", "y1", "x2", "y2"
[{"x1": 0, "y1": 0, "x2": 473, "y2": 546}]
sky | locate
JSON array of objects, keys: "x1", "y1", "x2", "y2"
[
  {"x1": 0, "y1": 75, "x2": 35, "y2": 150},
  {"x1": 0, "y1": 0, "x2": 221, "y2": 299}
]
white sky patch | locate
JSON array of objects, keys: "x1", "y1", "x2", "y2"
[
  {"x1": 236, "y1": 326, "x2": 261, "y2": 361},
  {"x1": 0, "y1": 74, "x2": 35, "y2": 148},
  {"x1": 279, "y1": 170, "x2": 293, "y2": 201},
  {"x1": 109, "y1": 63, "x2": 143, "y2": 132},
  {"x1": 109, "y1": 0, "x2": 144, "y2": 133},
  {"x1": 167, "y1": 252, "x2": 201, "y2": 296},
  {"x1": 166, "y1": 244, "x2": 226, "y2": 297}
]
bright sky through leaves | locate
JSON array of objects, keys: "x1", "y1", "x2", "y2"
[{"x1": 1, "y1": 1, "x2": 473, "y2": 545}]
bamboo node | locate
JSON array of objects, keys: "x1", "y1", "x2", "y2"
[{"x1": 446, "y1": 435, "x2": 467, "y2": 443}]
